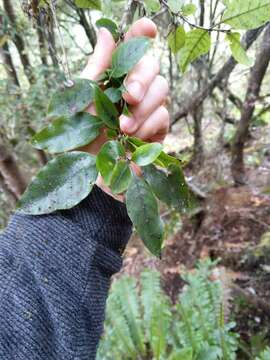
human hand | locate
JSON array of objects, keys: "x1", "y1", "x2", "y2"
[
  {"x1": 80, "y1": 18, "x2": 170, "y2": 199},
  {"x1": 81, "y1": 17, "x2": 169, "y2": 150}
]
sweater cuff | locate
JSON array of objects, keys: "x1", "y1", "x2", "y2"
[{"x1": 61, "y1": 185, "x2": 132, "y2": 253}]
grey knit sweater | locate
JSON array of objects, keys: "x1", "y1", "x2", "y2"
[{"x1": 0, "y1": 186, "x2": 132, "y2": 360}]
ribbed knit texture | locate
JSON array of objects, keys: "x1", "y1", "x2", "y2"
[{"x1": 0, "y1": 186, "x2": 132, "y2": 360}]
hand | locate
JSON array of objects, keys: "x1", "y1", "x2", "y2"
[{"x1": 80, "y1": 18, "x2": 170, "y2": 199}]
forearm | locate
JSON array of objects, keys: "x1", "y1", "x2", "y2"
[{"x1": 0, "y1": 186, "x2": 132, "y2": 360}]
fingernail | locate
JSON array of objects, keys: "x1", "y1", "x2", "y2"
[
  {"x1": 125, "y1": 81, "x2": 144, "y2": 102},
  {"x1": 120, "y1": 115, "x2": 137, "y2": 133}
]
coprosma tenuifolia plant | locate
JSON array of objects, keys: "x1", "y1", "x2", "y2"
[{"x1": 18, "y1": 0, "x2": 270, "y2": 256}]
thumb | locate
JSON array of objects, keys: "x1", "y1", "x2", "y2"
[{"x1": 81, "y1": 28, "x2": 116, "y2": 81}]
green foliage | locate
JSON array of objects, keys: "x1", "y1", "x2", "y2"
[
  {"x1": 97, "y1": 260, "x2": 239, "y2": 359},
  {"x1": 94, "y1": 85, "x2": 119, "y2": 129},
  {"x1": 168, "y1": 25, "x2": 186, "y2": 54},
  {"x1": 178, "y1": 29, "x2": 211, "y2": 72},
  {"x1": 256, "y1": 348, "x2": 270, "y2": 360},
  {"x1": 131, "y1": 143, "x2": 163, "y2": 166},
  {"x1": 226, "y1": 32, "x2": 254, "y2": 66},
  {"x1": 144, "y1": 0, "x2": 160, "y2": 13},
  {"x1": 31, "y1": 113, "x2": 102, "y2": 153},
  {"x1": 74, "y1": 0, "x2": 102, "y2": 10},
  {"x1": 18, "y1": 32, "x2": 191, "y2": 256},
  {"x1": 95, "y1": 18, "x2": 120, "y2": 41},
  {"x1": 182, "y1": 4, "x2": 197, "y2": 16},
  {"x1": 111, "y1": 37, "x2": 151, "y2": 78},
  {"x1": 17, "y1": 152, "x2": 97, "y2": 214},
  {"x1": 126, "y1": 175, "x2": 164, "y2": 256},
  {"x1": 48, "y1": 79, "x2": 95, "y2": 117},
  {"x1": 222, "y1": 0, "x2": 270, "y2": 30}
]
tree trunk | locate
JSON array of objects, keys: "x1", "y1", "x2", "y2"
[
  {"x1": 0, "y1": 146, "x2": 27, "y2": 198},
  {"x1": 192, "y1": 106, "x2": 204, "y2": 168},
  {"x1": 0, "y1": 41, "x2": 20, "y2": 87},
  {"x1": 231, "y1": 24, "x2": 270, "y2": 185},
  {"x1": 3, "y1": 0, "x2": 35, "y2": 84},
  {"x1": 36, "y1": 14, "x2": 48, "y2": 67},
  {"x1": 76, "y1": 8, "x2": 97, "y2": 49}
]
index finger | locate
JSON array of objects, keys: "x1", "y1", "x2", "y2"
[{"x1": 124, "y1": 17, "x2": 157, "y2": 41}]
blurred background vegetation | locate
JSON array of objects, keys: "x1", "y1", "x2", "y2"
[{"x1": 1, "y1": 0, "x2": 270, "y2": 358}]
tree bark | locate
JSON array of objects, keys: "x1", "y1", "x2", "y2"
[
  {"x1": 231, "y1": 24, "x2": 270, "y2": 185},
  {"x1": 76, "y1": 8, "x2": 97, "y2": 49},
  {"x1": 0, "y1": 146, "x2": 27, "y2": 198},
  {"x1": 36, "y1": 14, "x2": 48, "y2": 67},
  {"x1": 172, "y1": 25, "x2": 265, "y2": 124},
  {"x1": 3, "y1": 0, "x2": 35, "y2": 84},
  {"x1": 0, "y1": 41, "x2": 20, "y2": 87}
]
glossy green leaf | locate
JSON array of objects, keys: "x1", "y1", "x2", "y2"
[
  {"x1": 48, "y1": 79, "x2": 95, "y2": 118},
  {"x1": 157, "y1": 151, "x2": 180, "y2": 167},
  {"x1": 182, "y1": 3, "x2": 197, "y2": 16},
  {"x1": 96, "y1": 140, "x2": 125, "y2": 185},
  {"x1": 110, "y1": 160, "x2": 132, "y2": 194},
  {"x1": 31, "y1": 113, "x2": 102, "y2": 154},
  {"x1": 104, "y1": 87, "x2": 122, "y2": 103},
  {"x1": 96, "y1": 18, "x2": 119, "y2": 41},
  {"x1": 226, "y1": 32, "x2": 254, "y2": 66},
  {"x1": 178, "y1": 29, "x2": 211, "y2": 72},
  {"x1": 167, "y1": 0, "x2": 183, "y2": 13},
  {"x1": 17, "y1": 152, "x2": 97, "y2": 215},
  {"x1": 143, "y1": 164, "x2": 191, "y2": 211},
  {"x1": 75, "y1": 0, "x2": 101, "y2": 10},
  {"x1": 132, "y1": 143, "x2": 163, "y2": 166},
  {"x1": 222, "y1": 0, "x2": 270, "y2": 30},
  {"x1": 144, "y1": 0, "x2": 160, "y2": 12},
  {"x1": 94, "y1": 86, "x2": 119, "y2": 129},
  {"x1": 126, "y1": 175, "x2": 164, "y2": 256},
  {"x1": 111, "y1": 37, "x2": 150, "y2": 78},
  {"x1": 168, "y1": 26, "x2": 185, "y2": 54}
]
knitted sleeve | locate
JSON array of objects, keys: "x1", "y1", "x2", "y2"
[{"x1": 0, "y1": 185, "x2": 132, "y2": 360}]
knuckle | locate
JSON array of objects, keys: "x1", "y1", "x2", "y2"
[
  {"x1": 156, "y1": 75, "x2": 169, "y2": 95},
  {"x1": 160, "y1": 106, "x2": 170, "y2": 128}
]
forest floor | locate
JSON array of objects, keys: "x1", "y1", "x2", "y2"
[{"x1": 116, "y1": 121, "x2": 270, "y2": 352}]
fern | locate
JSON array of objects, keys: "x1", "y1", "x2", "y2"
[
  {"x1": 97, "y1": 260, "x2": 240, "y2": 359},
  {"x1": 256, "y1": 347, "x2": 270, "y2": 360}
]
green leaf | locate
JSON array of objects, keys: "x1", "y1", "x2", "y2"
[
  {"x1": 143, "y1": 164, "x2": 191, "y2": 211},
  {"x1": 31, "y1": 113, "x2": 102, "y2": 154},
  {"x1": 168, "y1": 348, "x2": 193, "y2": 360},
  {"x1": 94, "y1": 86, "x2": 119, "y2": 129},
  {"x1": 222, "y1": 0, "x2": 270, "y2": 30},
  {"x1": 104, "y1": 87, "x2": 122, "y2": 103},
  {"x1": 126, "y1": 175, "x2": 164, "y2": 256},
  {"x1": 168, "y1": 26, "x2": 186, "y2": 54},
  {"x1": 226, "y1": 32, "x2": 254, "y2": 66},
  {"x1": 75, "y1": 0, "x2": 102, "y2": 10},
  {"x1": 48, "y1": 79, "x2": 95, "y2": 118},
  {"x1": 167, "y1": 0, "x2": 183, "y2": 13},
  {"x1": 17, "y1": 152, "x2": 97, "y2": 215},
  {"x1": 111, "y1": 37, "x2": 150, "y2": 78},
  {"x1": 178, "y1": 29, "x2": 211, "y2": 72},
  {"x1": 96, "y1": 140, "x2": 125, "y2": 185},
  {"x1": 182, "y1": 3, "x2": 197, "y2": 16},
  {"x1": 110, "y1": 160, "x2": 132, "y2": 194},
  {"x1": 96, "y1": 18, "x2": 119, "y2": 41},
  {"x1": 144, "y1": 0, "x2": 160, "y2": 12},
  {"x1": 132, "y1": 143, "x2": 163, "y2": 166}
]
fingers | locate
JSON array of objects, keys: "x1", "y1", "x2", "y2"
[
  {"x1": 123, "y1": 55, "x2": 160, "y2": 105},
  {"x1": 125, "y1": 18, "x2": 157, "y2": 41},
  {"x1": 120, "y1": 75, "x2": 169, "y2": 134},
  {"x1": 132, "y1": 106, "x2": 170, "y2": 142},
  {"x1": 81, "y1": 28, "x2": 116, "y2": 81}
]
